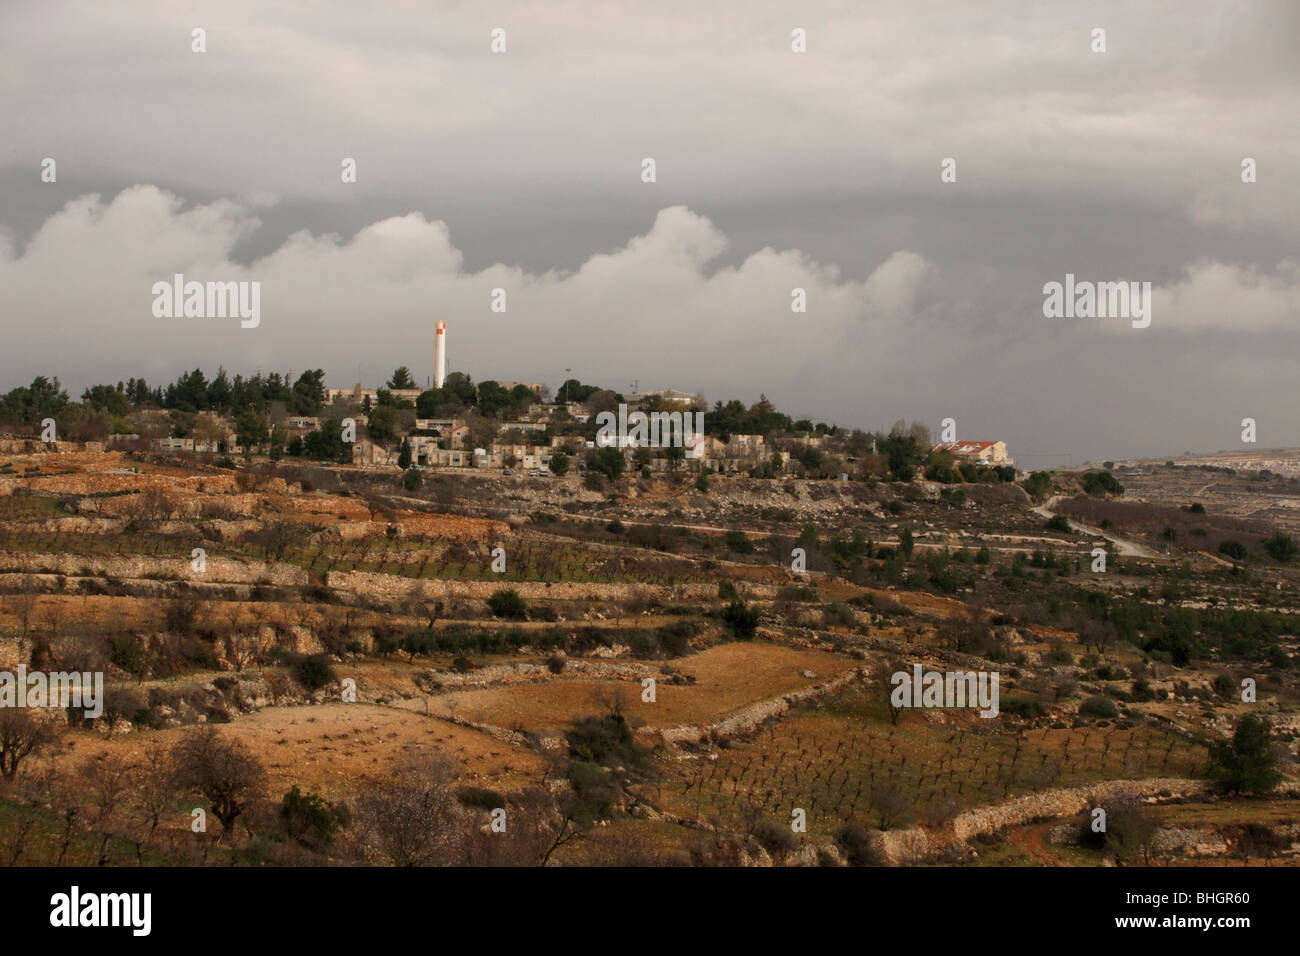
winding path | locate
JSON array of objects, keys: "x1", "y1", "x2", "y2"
[{"x1": 1031, "y1": 495, "x2": 1160, "y2": 559}]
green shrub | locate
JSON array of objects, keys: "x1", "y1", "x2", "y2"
[
  {"x1": 109, "y1": 634, "x2": 149, "y2": 677},
  {"x1": 1264, "y1": 531, "x2": 1296, "y2": 562},
  {"x1": 456, "y1": 785, "x2": 505, "y2": 811},
  {"x1": 939, "y1": 488, "x2": 966, "y2": 507},
  {"x1": 1212, "y1": 673, "x2": 1237, "y2": 700},
  {"x1": 823, "y1": 603, "x2": 855, "y2": 628},
  {"x1": 280, "y1": 786, "x2": 340, "y2": 847},
  {"x1": 566, "y1": 713, "x2": 646, "y2": 768},
  {"x1": 565, "y1": 760, "x2": 620, "y2": 823},
  {"x1": 725, "y1": 530, "x2": 754, "y2": 553},
  {"x1": 751, "y1": 819, "x2": 797, "y2": 855},
  {"x1": 400, "y1": 630, "x2": 435, "y2": 661},
  {"x1": 1023, "y1": 471, "x2": 1052, "y2": 498},
  {"x1": 722, "y1": 599, "x2": 760, "y2": 639},
  {"x1": 834, "y1": 824, "x2": 880, "y2": 866},
  {"x1": 1082, "y1": 471, "x2": 1124, "y2": 496},
  {"x1": 290, "y1": 654, "x2": 336, "y2": 693},
  {"x1": 656, "y1": 620, "x2": 696, "y2": 656},
  {"x1": 487, "y1": 588, "x2": 528, "y2": 619},
  {"x1": 1079, "y1": 695, "x2": 1118, "y2": 719}
]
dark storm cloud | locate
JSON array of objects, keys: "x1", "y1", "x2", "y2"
[{"x1": 1, "y1": 0, "x2": 1296, "y2": 464}]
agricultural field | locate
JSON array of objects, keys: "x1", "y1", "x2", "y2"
[{"x1": 0, "y1": 443, "x2": 1297, "y2": 869}]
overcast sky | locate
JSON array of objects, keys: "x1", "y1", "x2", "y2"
[{"x1": 2, "y1": 0, "x2": 1297, "y2": 466}]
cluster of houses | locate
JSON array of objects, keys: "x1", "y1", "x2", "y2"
[
  {"x1": 141, "y1": 383, "x2": 1012, "y2": 478},
  {"x1": 930, "y1": 440, "x2": 1014, "y2": 467},
  {"x1": 348, "y1": 406, "x2": 773, "y2": 475},
  {"x1": 314, "y1": 385, "x2": 780, "y2": 475}
]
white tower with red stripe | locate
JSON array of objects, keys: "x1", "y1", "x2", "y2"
[{"x1": 434, "y1": 320, "x2": 447, "y2": 388}]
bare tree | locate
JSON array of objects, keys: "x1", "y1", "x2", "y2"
[
  {"x1": 868, "y1": 782, "x2": 907, "y2": 830},
  {"x1": 411, "y1": 581, "x2": 441, "y2": 630},
  {"x1": 223, "y1": 629, "x2": 258, "y2": 672},
  {"x1": 169, "y1": 727, "x2": 268, "y2": 841},
  {"x1": 162, "y1": 593, "x2": 203, "y2": 637},
  {"x1": 497, "y1": 781, "x2": 590, "y2": 866},
  {"x1": 875, "y1": 659, "x2": 906, "y2": 726},
  {"x1": 940, "y1": 604, "x2": 989, "y2": 654},
  {"x1": 0, "y1": 709, "x2": 56, "y2": 780},
  {"x1": 219, "y1": 601, "x2": 243, "y2": 636},
  {"x1": 11, "y1": 578, "x2": 39, "y2": 660},
  {"x1": 248, "y1": 520, "x2": 306, "y2": 563},
  {"x1": 81, "y1": 754, "x2": 131, "y2": 865},
  {"x1": 1104, "y1": 793, "x2": 1160, "y2": 865},
  {"x1": 41, "y1": 600, "x2": 63, "y2": 642},
  {"x1": 589, "y1": 683, "x2": 631, "y2": 720},
  {"x1": 351, "y1": 752, "x2": 464, "y2": 866},
  {"x1": 131, "y1": 741, "x2": 176, "y2": 837},
  {"x1": 134, "y1": 485, "x2": 175, "y2": 521}
]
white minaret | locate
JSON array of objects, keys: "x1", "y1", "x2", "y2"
[{"x1": 434, "y1": 320, "x2": 446, "y2": 388}]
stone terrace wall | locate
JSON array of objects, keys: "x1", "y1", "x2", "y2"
[
  {"x1": 873, "y1": 777, "x2": 1213, "y2": 865},
  {"x1": 325, "y1": 569, "x2": 783, "y2": 605},
  {"x1": 0, "y1": 552, "x2": 307, "y2": 586},
  {"x1": 656, "y1": 667, "x2": 867, "y2": 745},
  {"x1": 423, "y1": 658, "x2": 660, "y2": 690}
]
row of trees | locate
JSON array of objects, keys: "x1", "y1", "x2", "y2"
[
  {"x1": 80, "y1": 368, "x2": 329, "y2": 418},
  {"x1": 0, "y1": 371, "x2": 328, "y2": 438}
]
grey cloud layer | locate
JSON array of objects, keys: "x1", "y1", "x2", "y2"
[{"x1": 1, "y1": 0, "x2": 1297, "y2": 463}]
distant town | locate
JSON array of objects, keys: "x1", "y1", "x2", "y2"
[{"x1": 0, "y1": 356, "x2": 1016, "y2": 485}]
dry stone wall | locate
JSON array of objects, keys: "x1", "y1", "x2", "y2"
[
  {"x1": 325, "y1": 569, "x2": 779, "y2": 605},
  {"x1": 872, "y1": 777, "x2": 1215, "y2": 865},
  {"x1": 655, "y1": 666, "x2": 866, "y2": 745},
  {"x1": 0, "y1": 552, "x2": 307, "y2": 586}
]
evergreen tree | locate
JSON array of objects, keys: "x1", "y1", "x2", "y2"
[{"x1": 1210, "y1": 714, "x2": 1281, "y2": 795}]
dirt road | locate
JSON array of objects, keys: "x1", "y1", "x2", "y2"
[{"x1": 1032, "y1": 495, "x2": 1160, "y2": 559}]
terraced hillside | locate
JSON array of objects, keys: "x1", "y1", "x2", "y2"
[{"x1": 0, "y1": 443, "x2": 1297, "y2": 867}]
